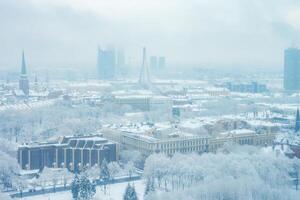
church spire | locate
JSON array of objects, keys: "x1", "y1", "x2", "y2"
[
  {"x1": 19, "y1": 50, "x2": 29, "y2": 95},
  {"x1": 295, "y1": 108, "x2": 300, "y2": 132}
]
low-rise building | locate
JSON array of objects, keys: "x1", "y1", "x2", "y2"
[
  {"x1": 208, "y1": 129, "x2": 275, "y2": 152},
  {"x1": 18, "y1": 135, "x2": 118, "y2": 171},
  {"x1": 223, "y1": 82, "x2": 268, "y2": 93},
  {"x1": 121, "y1": 131, "x2": 209, "y2": 155},
  {"x1": 102, "y1": 121, "x2": 276, "y2": 155},
  {"x1": 114, "y1": 94, "x2": 173, "y2": 112}
]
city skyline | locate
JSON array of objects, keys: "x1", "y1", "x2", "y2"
[
  {"x1": 0, "y1": 0, "x2": 300, "y2": 70},
  {"x1": 1, "y1": 1, "x2": 300, "y2": 200}
]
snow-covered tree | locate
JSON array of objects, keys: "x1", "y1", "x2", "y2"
[
  {"x1": 100, "y1": 159, "x2": 110, "y2": 194},
  {"x1": 125, "y1": 161, "x2": 135, "y2": 180},
  {"x1": 292, "y1": 163, "x2": 300, "y2": 191},
  {"x1": 143, "y1": 146, "x2": 300, "y2": 200},
  {"x1": 123, "y1": 183, "x2": 138, "y2": 200},
  {"x1": 107, "y1": 162, "x2": 121, "y2": 180},
  {"x1": 59, "y1": 168, "x2": 73, "y2": 189},
  {"x1": 38, "y1": 167, "x2": 60, "y2": 192},
  {"x1": 144, "y1": 178, "x2": 155, "y2": 197},
  {"x1": 71, "y1": 172, "x2": 95, "y2": 200},
  {"x1": 30, "y1": 178, "x2": 39, "y2": 191},
  {"x1": 100, "y1": 159, "x2": 110, "y2": 181},
  {"x1": 0, "y1": 138, "x2": 18, "y2": 157},
  {"x1": 86, "y1": 165, "x2": 99, "y2": 181},
  {"x1": 71, "y1": 174, "x2": 80, "y2": 200},
  {"x1": 78, "y1": 172, "x2": 96, "y2": 200},
  {"x1": 0, "y1": 151, "x2": 19, "y2": 191},
  {"x1": 120, "y1": 150, "x2": 145, "y2": 169},
  {"x1": 12, "y1": 176, "x2": 28, "y2": 198}
]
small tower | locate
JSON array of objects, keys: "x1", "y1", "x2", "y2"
[
  {"x1": 19, "y1": 51, "x2": 29, "y2": 95},
  {"x1": 295, "y1": 108, "x2": 300, "y2": 133},
  {"x1": 138, "y1": 47, "x2": 151, "y2": 88}
]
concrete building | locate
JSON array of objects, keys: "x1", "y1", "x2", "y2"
[
  {"x1": 18, "y1": 135, "x2": 118, "y2": 171},
  {"x1": 158, "y1": 56, "x2": 166, "y2": 69},
  {"x1": 150, "y1": 56, "x2": 158, "y2": 70},
  {"x1": 113, "y1": 94, "x2": 173, "y2": 112},
  {"x1": 116, "y1": 49, "x2": 125, "y2": 69},
  {"x1": 284, "y1": 48, "x2": 300, "y2": 91},
  {"x1": 208, "y1": 129, "x2": 274, "y2": 152},
  {"x1": 224, "y1": 82, "x2": 267, "y2": 93},
  {"x1": 97, "y1": 46, "x2": 116, "y2": 80},
  {"x1": 102, "y1": 122, "x2": 275, "y2": 155},
  {"x1": 121, "y1": 132, "x2": 209, "y2": 155},
  {"x1": 102, "y1": 123, "x2": 209, "y2": 155}
]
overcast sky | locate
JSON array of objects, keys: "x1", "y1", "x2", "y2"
[{"x1": 0, "y1": 0, "x2": 300, "y2": 71}]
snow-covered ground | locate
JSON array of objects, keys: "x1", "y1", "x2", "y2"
[{"x1": 22, "y1": 180, "x2": 145, "y2": 200}]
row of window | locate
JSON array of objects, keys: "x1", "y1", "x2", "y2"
[
  {"x1": 159, "y1": 139, "x2": 207, "y2": 149},
  {"x1": 160, "y1": 146, "x2": 206, "y2": 155},
  {"x1": 122, "y1": 135, "x2": 274, "y2": 154}
]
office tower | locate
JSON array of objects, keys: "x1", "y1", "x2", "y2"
[
  {"x1": 296, "y1": 108, "x2": 300, "y2": 133},
  {"x1": 116, "y1": 49, "x2": 125, "y2": 68},
  {"x1": 284, "y1": 48, "x2": 300, "y2": 91},
  {"x1": 97, "y1": 46, "x2": 116, "y2": 80},
  {"x1": 138, "y1": 47, "x2": 151, "y2": 87},
  {"x1": 19, "y1": 51, "x2": 29, "y2": 95},
  {"x1": 150, "y1": 56, "x2": 158, "y2": 70},
  {"x1": 158, "y1": 56, "x2": 166, "y2": 69}
]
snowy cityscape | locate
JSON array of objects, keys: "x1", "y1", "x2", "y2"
[{"x1": 1, "y1": 0, "x2": 300, "y2": 200}]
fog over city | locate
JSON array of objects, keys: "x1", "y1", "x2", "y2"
[
  {"x1": 1, "y1": 0, "x2": 300, "y2": 71},
  {"x1": 1, "y1": 1, "x2": 300, "y2": 200}
]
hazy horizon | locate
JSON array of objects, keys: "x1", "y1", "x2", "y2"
[{"x1": 1, "y1": 0, "x2": 300, "y2": 71}]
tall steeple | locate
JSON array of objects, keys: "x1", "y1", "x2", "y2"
[
  {"x1": 19, "y1": 50, "x2": 29, "y2": 95},
  {"x1": 138, "y1": 47, "x2": 151, "y2": 88},
  {"x1": 295, "y1": 108, "x2": 300, "y2": 132}
]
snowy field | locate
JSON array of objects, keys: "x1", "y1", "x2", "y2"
[{"x1": 22, "y1": 180, "x2": 145, "y2": 200}]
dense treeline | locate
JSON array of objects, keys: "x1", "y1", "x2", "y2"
[{"x1": 143, "y1": 145, "x2": 300, "y2": 200}]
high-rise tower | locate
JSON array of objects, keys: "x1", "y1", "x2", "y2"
[
  {"x1": 117, "y1": 49, "x2": 125, "y2": 69},
  {"x1": 150, "y1": 56, "x2": 158, "y2": 70},
  {"x1": 284, "y1": 48, "x2": 300, "y2": 91},
  {"x1": 19, "y1": 51, "x2": 29, "y2": 95},
  {"x1": 295, "y1": 108, "x2": 300, "y2": 133},
  {"x1": 97, "y1": 46, "x2": 116, "y2": 80},
  {"x1": 138, "y1": 47, "x2": 151, "y2": 88},
  {"x1": 158, "y1": 56, "x2": 166, "y2": 69}
]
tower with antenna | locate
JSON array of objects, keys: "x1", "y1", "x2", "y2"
[
  {"x1": 138, "y1": 47, "x2": 151, "y2": 88},
  {"x1": 19, "y1": 51, "x2": 29, "y2": 95}
]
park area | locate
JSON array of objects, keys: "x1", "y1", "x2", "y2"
[{"x1": 23, "y1": 180, "x2": 144, "y2": 200}]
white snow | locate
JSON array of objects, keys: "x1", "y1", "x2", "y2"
[{"x1": 22, "y1": 180, "x2": 145, "y2": 200}]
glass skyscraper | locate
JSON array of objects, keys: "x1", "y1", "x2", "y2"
[{"x1": 284, "y1": 48, "x2": 300, "y2": 91}]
